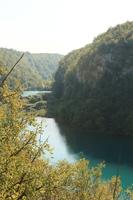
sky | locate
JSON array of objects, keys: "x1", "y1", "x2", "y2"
[{"x1": 0, "y1": 0, "x2": 133, "y2": 55}]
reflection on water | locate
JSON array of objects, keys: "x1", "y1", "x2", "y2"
[
  {"x1": 37, "y1": 117, "x2": 78, "y2": 163},
  {"x1": 37, "y1": 117, "x2": 133, "y2": 188}
]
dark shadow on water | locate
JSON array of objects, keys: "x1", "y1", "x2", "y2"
[{"x1": 56, "y1": 120, "x2": 133, "y2": 167}]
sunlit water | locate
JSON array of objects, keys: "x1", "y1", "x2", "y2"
[
  {"x1": 22, "y1": 90, "x2": 51, "y2": 97},
  {"x1": 37, "y1": 117, "x2": 133, "y2": 188}
]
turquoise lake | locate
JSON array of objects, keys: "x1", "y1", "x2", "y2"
[
  {"x1": 37, "y1": 117, "x2": 133, "y2": 189},
  {"x1": 23, "y1": 91, "x2": 133, "y2": 188}
]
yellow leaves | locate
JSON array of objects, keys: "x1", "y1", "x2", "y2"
[
  {"x1": 0, "y1": 107, "x2": 5, "y2": 120},
  {"x1": 0, "y1": 83, "x2": 133, "y2": 200}
]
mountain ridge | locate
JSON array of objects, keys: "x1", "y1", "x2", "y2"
[{"x1": 0, "y1": 47, "x2": 63, "y2": 89}]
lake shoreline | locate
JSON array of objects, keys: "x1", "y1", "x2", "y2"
[
  {"x1": 54, "y1": 117, "x2": 133, "y2": 138},
  {"x1": 23, "y1": 90, "x2": 133, "y2": 137}
]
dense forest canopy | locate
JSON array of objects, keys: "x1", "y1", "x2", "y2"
[
  {"x1": 53, "y1": 21, "x2": 133, "y2": 135},
  {"x1": 0, "y1": 48, "x2": 63, "y2": 90}
]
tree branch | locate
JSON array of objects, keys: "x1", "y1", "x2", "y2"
[{"x1": 0, "y1": 53, "x2": 24, "y2": 87}]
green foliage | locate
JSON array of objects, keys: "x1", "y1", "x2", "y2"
[
  {"x1": 0, "y1": 69, "x2": 133, "y2": 199},
  {"x1": 53, "y1": 21, "x2": 133, "y2": 135},
  {"x1": 0, "y1": 48, "x2": 63, "y2": 90}
]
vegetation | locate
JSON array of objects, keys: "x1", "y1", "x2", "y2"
[
  {"x1": 23, "y1": 93, "x2": 48, "y2": 117},
  {"x1": 53, "y1": 21, "x2": 133, "y2": 135},
  {"x1": 1, "y1": 60, "x2": 133, "y2": 199},
  {"x1": 0, "y1": 48, "x2": 63, "y2": 90}
]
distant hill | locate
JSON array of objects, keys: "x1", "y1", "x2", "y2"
[
  {"x1": 53, "y1": 21, "x2": 133, "y2": 135},
  {"x1": 0, "y1": 48, "x2": 63, "y2": 89}
]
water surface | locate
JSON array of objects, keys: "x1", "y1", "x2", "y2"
[
  {"x1": 22, "y1": 90, "x2": 51, "y2": 97},
  {"x1": 23, "y1": 91, "x2": 133, "y2": 188},
  {"x1": 37, "y1": 117, "x2": 133, "y2": 188}
]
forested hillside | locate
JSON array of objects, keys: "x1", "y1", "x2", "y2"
[
  {"x1": 0, "y1": 48, "x2": 63, "y2": 89},
  {"x1": 0, "y1": 72, "x2": 128, "y2": 200},
  {"x1": 53, "y1": 21, "x2": 133, "y2": 135}
]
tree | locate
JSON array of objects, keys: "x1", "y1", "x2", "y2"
[{"x1": 0, "y1": 65, "x2": 132, "y2": 199}]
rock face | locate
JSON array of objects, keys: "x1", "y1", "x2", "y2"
[{"x1": 53, "y1": 21, "x2": 133, "y2": 135}]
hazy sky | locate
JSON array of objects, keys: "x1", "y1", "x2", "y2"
[{"x1": 0, "y1": 0, "x2": 133, "y2": 54}]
